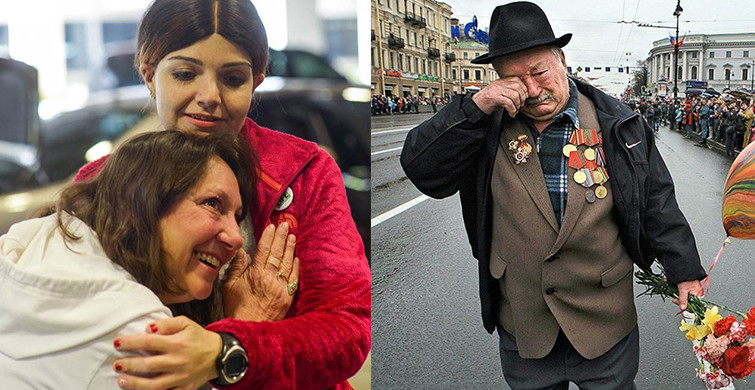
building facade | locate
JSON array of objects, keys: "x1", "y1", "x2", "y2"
[
  {"x1": 451, "y1": 36, "x2": 497, "y2": 93},
  {"x1": 647, "y1": 33, "x2": 755, "y2": 96},
  {"x1": 370, "y1": 0, "x2": 456, "y2": 97}
]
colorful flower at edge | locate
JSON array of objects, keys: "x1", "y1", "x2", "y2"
[
  {"x1": 729, "y1": 321, "x2": 749, "y2": 344},
  {"x1": 743, "y1": 307, "x2": 755, "y2": 336},
  {"x1": 681, "y1": 319, "x2": 711, "y2": 341},
  {"x1": 696, "y1": 369, "x2": 733, "y2": 389},
  {"x1": 704, "y1": 307, "x2": 724, "y2": 334},
  {"x1": 720, "y1": 345, "x2": 755, "y2": 379},
  {"x1": 714, "y1": 316, "x2": 737, "y2": 337}
]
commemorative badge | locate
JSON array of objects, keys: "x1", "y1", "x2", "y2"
[
  {"x1": 567, "y1": 127, "x2": 610, "y2": 202},
  {"x1": 509, "y1": 134, "x2": 533, "y2": 165}
]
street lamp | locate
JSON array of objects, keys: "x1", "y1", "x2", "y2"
[{"x1": 673, "y1": 0, "x2": 683, "y2": 100}]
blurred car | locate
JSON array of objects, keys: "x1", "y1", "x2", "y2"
[{"x1": 0, "y1": 49, "x2": 370, "y2": 258}]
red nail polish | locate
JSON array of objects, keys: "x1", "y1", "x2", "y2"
[
  {"x1": 115, "y1": 363, "x2": 123, "y2": 372},
  {"x1": 149, "y1": 323, "x2": 158, "y2": 333},
  {"x1": 114, "y1": 339, "x2": 121, "y2": 348}
]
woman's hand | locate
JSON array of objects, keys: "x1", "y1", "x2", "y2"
[
  {"x1": 113, "y1": 316, "x2": 221, "y2": 390},
  {"x1": 223, "y1": 222, "x2": 300, "y2": 321}
]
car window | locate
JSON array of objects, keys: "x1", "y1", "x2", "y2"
[
  {"x1": 40, "y1": 109, "x2": 147, "y2": 182},
  {"x1": 267, "y1": 50, "x2": 345, "y2": 81},
  {"x1": 0, "y1": 159, "x2": 40, "y2": 194}
]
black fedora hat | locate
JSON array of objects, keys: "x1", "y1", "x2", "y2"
[{"x1": 471, "y1": 1, "x2": 571, "y2": 64}]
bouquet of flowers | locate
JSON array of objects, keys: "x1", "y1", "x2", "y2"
[{"x1": 637, "y1": 268, "x2": 755, "y2": 389}]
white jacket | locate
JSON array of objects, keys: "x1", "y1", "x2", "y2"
[{"x1": 0, "y1": 213, "x2": 171, "y2": 389}]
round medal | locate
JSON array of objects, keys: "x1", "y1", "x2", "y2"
[
  {"x1": 595, "y1": 185, "x2": 608, "y2": 199},
  {"x1": 584, "y1": 148, "x2": 596, "y2": 161},
  {"x1": 573, "y1": 170, "x2": 587, "y2": 184},
  {"x1": 585, "y1": 189, "x2": 596, "y2": 203},
  {"x1": 592, "y1": 170, "x2": 604, "y2": 184},
  {"x1": 562, "y1": 144, "x2": 577, "y2": 158}
]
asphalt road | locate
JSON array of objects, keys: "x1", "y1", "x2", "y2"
[{"x1": 371, "y1": 111, "x2": 755, "y2": 389}]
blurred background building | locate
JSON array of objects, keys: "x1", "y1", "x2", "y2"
[
  {"x1": 647, "y1": 32, "x2": 755, "y2": 96},
  {"x1": 450, "y1": 34, "x2": 497, "y2": 94}
]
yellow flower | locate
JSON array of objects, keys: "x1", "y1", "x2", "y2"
[
  {"x1": 680, "y1": 319, "x2": 709, "y2": 341},
  {"x1": 702, "y1": 306, "x2": 723, "y2": 334}
]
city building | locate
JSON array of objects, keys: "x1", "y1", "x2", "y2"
[
  {"x1": 647, "y1": 32, "x2": 755, "y2": 96},
  {"x1": 450, "y1": 34, "x2": 497, "y2": 93},
  {"x1": 370, "y1": 0, "x2": 455, "y2": 97}
]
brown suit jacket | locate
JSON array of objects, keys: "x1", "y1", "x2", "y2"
[{"x1": 489, "y1": 93, "x2": 637, "y2": 359}]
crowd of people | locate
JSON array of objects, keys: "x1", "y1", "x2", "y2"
[
  {"x1": 629, "y1": 95, "x2": 755, "y2": 157},
  {"x1": 371, "y1": 94, "x2": 450, "y2": 116}
]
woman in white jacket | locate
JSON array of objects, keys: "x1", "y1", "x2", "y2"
[{"x1": 0, "y1": 130, "x2": 296, "y2": 389}]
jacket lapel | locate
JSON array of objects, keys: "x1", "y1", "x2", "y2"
[
  {"x1": 501, "y1": 119, "x2": 559, "y2": 232},
  {"x1": 550, "y1": 93, "x2": 599, "y2": 252}
]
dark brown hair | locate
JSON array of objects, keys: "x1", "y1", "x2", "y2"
[
  {"x1": 136, "y1": 0, "x2": 268, "y2": 76},
  {"x1": 56, "y1": 131, "x2": 257, "y2": 323}
]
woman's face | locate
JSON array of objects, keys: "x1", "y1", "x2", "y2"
[
  {"x1": 158, "y1": 156, "x2": 244, "y2": 304},
  {"x1": 141, "y1": 33, "x2": 265, "y2": 135}
]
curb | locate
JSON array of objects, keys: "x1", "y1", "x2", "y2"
[{"x1": 665, "y1": 123, "x2": 739, "y2": 158}]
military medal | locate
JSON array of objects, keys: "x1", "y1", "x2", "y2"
[
  {"x1": 509, "y1": 134, "x2": 532, "y2": 165},
  {"x1": 562, "y1": 144, "x2": 577, "y2": 158},
  {"x1": 585, "y1": 189, "x2": 596, "y2": 203},
  {"x1": 595, "y1": 185, "x2": 608, "y2": 199},
  {"x1": 567, "y1": 127, "x2": 610, "y2": 202}
]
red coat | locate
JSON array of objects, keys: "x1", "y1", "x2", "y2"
[{"x1": 75, "y1": 118, "x2": 371, "y2": 390}]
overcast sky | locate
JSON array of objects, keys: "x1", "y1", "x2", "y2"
[{"x1": 443, "y1": 0, "x2": 755, "y2": 68}]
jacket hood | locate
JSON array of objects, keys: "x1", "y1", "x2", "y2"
[{"x1": 0, "y1": 214, "x2": 169, "y2": 359}]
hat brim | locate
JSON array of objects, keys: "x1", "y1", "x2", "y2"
[{"x1": 470, "y1": 33, "x2": 572, "y2": 64}]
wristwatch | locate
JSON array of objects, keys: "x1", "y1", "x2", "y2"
[{"x1": 210, "y1": 332, "x2": 249, "y2": 387}]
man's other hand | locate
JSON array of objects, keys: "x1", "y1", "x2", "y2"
[{"x1": 673, "y1": 279, "x2": 703, "y2": 311}]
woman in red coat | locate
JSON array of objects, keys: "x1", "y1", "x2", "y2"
[{"x1": 74, "y1": 0, "x2": 370, "y2": 388}]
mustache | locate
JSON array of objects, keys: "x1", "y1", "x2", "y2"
[{"x1": 525, "y1": 94, "x2": 553, "y2": 105}]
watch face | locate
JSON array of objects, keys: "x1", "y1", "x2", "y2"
[{"x1": 226, "y1": 351, "x2": 248, "y2": 376}]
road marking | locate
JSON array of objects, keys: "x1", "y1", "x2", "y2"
[
  {"x1": 371, "y1": 194, "x2": 430, "y2": 227},
  {"x1": 372, "y1": 127, "x2": 412, "y2": 136},
  {"x1": 371, "y1": 146, "x2": 403, "y2": 156}
]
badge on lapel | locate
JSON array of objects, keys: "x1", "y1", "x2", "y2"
[{"x1": 508, "y1": 134, "x2": 533, "y2": 165}]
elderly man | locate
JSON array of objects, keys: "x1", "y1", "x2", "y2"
[{"x1": 400, "y1": 2, "x2": 706, "y2": 389}]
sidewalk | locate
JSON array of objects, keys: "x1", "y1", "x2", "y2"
[{"x1": 664, "y1": 122, "x2": 741, "y2": 158}]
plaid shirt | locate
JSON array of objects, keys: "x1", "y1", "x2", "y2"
[{"x1": 523, "y1": 79, "x2": 579, "y2": 227}]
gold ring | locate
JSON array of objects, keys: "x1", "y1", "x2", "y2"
[
  {"x1": 277, "y1": 269, "x2": 285, "y2": 279},
  {"x1": 287, "y1": 280, "x2": 299, "y2": 296},
  {"x1": 266, "y1": 257, "x2": 281, "y2": 269}
]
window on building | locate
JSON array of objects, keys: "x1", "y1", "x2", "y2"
[
  {"x1": 745, "y1": 51, "x2": 750, "y2": 58},
  {"x1": 420, "y1": 34, "x2": 424, "y2": 49},
  {"x1": 415, "y1": 58, "x2": 419, "y2": 73},
  {"x1": 399, "y1": 54, "x2": 403, "y2": 71},
  {"x1": 709, "y1": 68, "x2": 714, "y2": 80},
  {"x1": 726, "y1": 51, "x2": 732, "y2": 58},
  {"x1": 406, "y1": 30, "x2": 410, "y2": 46},
  {"x1": 743, "y1": 68, "x2": 749, "y2": 81},
  {"x1": 710, "y1": 52, "x2": 715, "y2": 58},
  {"x1": 677, "y1": 66, "x2": 682, "y2": 80},
  {"x1": 725, "y1": 68, "x2": 731, "y2": 80},
  {"x1": 691, "y1": 66, "x2": 697, "y2": 80},
  {"x1": 413, "y1": 32, "x2": 417, "y2": 46},
  {"x1": 406, "y1": 55, "x2": 411, "y2": 72},
  {"x1": 389, "y1": 52, "x2": 394, "y2": 69},
  {"x1": 452, "y1": 69, "x2": 457, "y2": 79},
  {"x1": 475, "y1": 69, "x2": 481, "y2": 80},
  {"x1": 692, "y1": 52, "x2": 697, "y2": 59},
  {"x1": 463, "y1": 52, "x2": 468, "y2": 59},
  {"x1": 463, "y1": 69, "x2": 469, "y2": 80},
  {"x1": 404, "y1": 0, "x2": 407, "y2": 13},
  {"x1": 422, "y1": 59, "x2": 426, "y2": 74},
  {"x1": 387, "y1": 0, "x2": 391, "y2": 8}
]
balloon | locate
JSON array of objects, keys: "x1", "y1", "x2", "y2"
[{"x1": 722, "y1": 141, "x2": 755, "y2": 239}]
